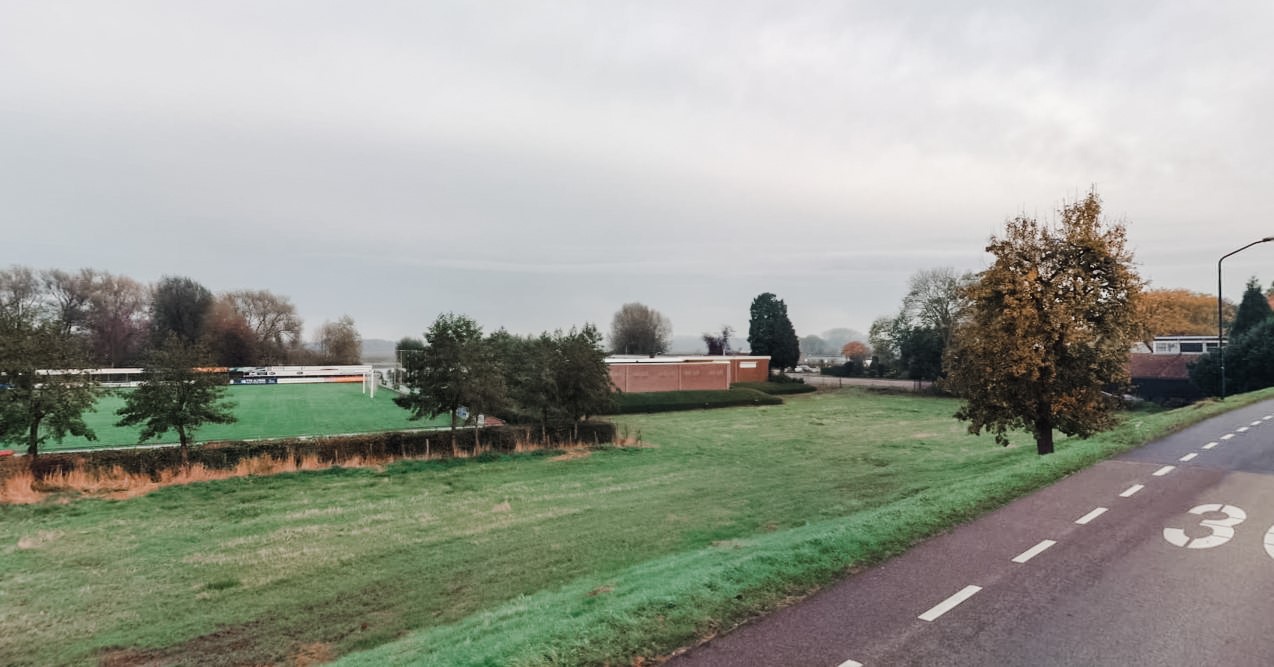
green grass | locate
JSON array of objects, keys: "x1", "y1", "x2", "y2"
[
  {"x1": 40, "y1": 383, "x2": 451, "y2": 452},
  {"x1": 2, "y1": 388, "x2": 1270, "y2": 666}
]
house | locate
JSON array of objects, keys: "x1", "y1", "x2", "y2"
[{"x1": 1127, "y1": 336, "x2": 1214, "y2": 403}]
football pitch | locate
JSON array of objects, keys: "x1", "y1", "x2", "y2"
[{"x1": 42, "y1": 383, "x2": 452, "y2": 452}]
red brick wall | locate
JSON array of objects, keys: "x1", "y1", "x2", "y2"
[
  {"x1": 609, "y1": 361, "x2": 730, "y2": 393},
  {"x1": 607, "y1": 357, "x2": 770, "y2": 393},
  {"x1": 729, "y1": 358, "x2": 769, "y2": 383}
]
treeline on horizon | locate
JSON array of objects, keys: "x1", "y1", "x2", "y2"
[{"x1": 0, "y1": 265, "x2": 360, "y2": 368}]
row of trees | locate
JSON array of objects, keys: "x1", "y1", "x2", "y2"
[
  {"x1": 864, "y1": 272, "x2": 1235, "y2": 385},
  {"x1": 395, "y1": 314, "x2": 614, "y2": 444},
  {"x1": 605, "y1": 295, "x2": 801, "y2": 373},
  {"x1": 0, "y1": 266, "x2": 355, "y2": 460},
  {"x1": 1189, "y1": 277, "x2": 1274, "y2": 394},
  {"x1": 0, "y1": 266, "x2": 362, "y2": 368}
]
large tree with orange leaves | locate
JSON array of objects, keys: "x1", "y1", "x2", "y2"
[
  {"x1": 1139, "y1": 288, "x2": 1232, "y2": 341},
  {"x1": 944, "y1": 192, "x2": 1148, "y2": 455}
]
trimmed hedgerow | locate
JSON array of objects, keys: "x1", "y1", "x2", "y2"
[
  {"x1": 732, "y1": 381, "x2": 818, "y2": 396},
  {"x1": 15, "y1": 421, "x2": 616, "y2": 481},
  {"x1": 607, "y1": 388, "x2": 782, "y2": 414}
]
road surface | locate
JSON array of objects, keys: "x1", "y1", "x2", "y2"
[{"x1": 671, "y1": 399, "x2": 1274, "y2": 666}]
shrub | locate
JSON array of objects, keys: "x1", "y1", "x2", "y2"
[
  {"x1": 607, "y1": 388, "x2": 782, "y2": 414},
  {"x1": 11, "y1": 421, "x2": 617, "y2": 482},
  {"x1": 732, "y1": 382, "x2": 817, "y2": 396}
]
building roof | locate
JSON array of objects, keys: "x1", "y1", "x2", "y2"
[{"x1": 1129, "y1": 353, "x2": 1193, "y2": 380}]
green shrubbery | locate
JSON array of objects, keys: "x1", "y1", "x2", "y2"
[
  {"x1": 608, "y1": 388, "x2": 782, "y2": 414},
  {"x1": 731, "y1": 381, "x2": 817, "y2": 395}
]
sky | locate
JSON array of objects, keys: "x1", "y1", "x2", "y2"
[{"x1": 5, "y1": 1, "x2": 1274, "y2": 346}]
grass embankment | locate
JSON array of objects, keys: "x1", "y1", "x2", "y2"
[
  {"x1": 41, "y1": 383, "x2": 450, "y2": 452},
  {"x1": 2, "y1": 388, "x2": 1269, "y2": 666}
]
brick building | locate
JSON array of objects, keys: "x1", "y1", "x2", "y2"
[{"x1": 606, "y1": 356, "x2": 770, "y2": 393}]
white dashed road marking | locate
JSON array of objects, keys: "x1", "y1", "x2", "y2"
[
  {"x1": 1075, "y1": 508, "x2": 1108, "y2": 525},
  {"x1": 1012, "y1": 540, "x2": 1056, "y2": 564},
  {"x1": 1222, "y1": 434, "x2": 1236, "y2": 440},
  {"x1": 837, "y1": 660, "x2": 863, "y2": 667},
  {"x1": 1120, "y1": 484, "x2": 1144, "y2": 498},
  {"x1": 1238, "y1": 427, "x2": 1250, "y2": 433},
  {"x1": 1204, "y1": 442, "x2": 1218, "y2": 450},
  {"x1": 1180, "y1": 452, "x2": 1198, "y2": 462},
  {"x1": 918, "y1": 586, "x2": 982, "y2": 622},
  {"x1": 1252, "y1": 421, "x2": 1262, "y2": 427},
  {"x1": 1153, "y1": 465, "x2": 1176, "y2": 477}
]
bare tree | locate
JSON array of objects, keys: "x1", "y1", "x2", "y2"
[
  {"x1": 222, "y1": 289, "x2": 303, "y2": 363},
  {"x1": 41, "y1": 268, "x2": 101, "y2": 336},
  {"x1": 899, "y1": 267, "x2": 975, "y2": 344},
  {"x1": 86, "y1": 273, "x2": 150, "y2": 367},
  {"x1": 702, "y1": 325, "x2": 733, "y2": 355},
  {"x1": 0, "y1": 265, "x2": 45, "y2": 324},
  {"x1": 318, "y1": 315, "x2": 362, "y2": 364},
  {"x1": 609, "y1": 302, "x2": 671, "y2": 356}
]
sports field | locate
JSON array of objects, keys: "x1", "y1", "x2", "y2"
[{"x1": 43, "y1": 383, "x2": 451, "y2": 452}]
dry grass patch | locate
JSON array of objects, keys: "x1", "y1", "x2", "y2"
[{"x1": 0, "y1": 437, "x2": 615, "y2": 505}]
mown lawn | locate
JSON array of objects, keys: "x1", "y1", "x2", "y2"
[
  {"x1": 41, "y1": 383, "x2": 450, "y2": 452},
  {"x1": 2, "y1": 388, "x2": 1269, "y2": 666}
]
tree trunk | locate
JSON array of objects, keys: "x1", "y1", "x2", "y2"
[
  {"x1": 1034, "y1": 416, "x2": 1055, "y2": 455},
  {"x1": 178, "y1": 425, "x2": 190, "y2": 469},
  {"x1": 26, "y1": 418, "x2": 41, "y2": 460}
]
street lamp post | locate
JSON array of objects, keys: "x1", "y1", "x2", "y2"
[{"x1": 1217, "y1": 236, "x2": 1274, "y2": 399}]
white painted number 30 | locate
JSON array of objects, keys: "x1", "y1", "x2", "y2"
[{"x1": 1163, "y1": 504, "x2": 1247, "y2": 549}]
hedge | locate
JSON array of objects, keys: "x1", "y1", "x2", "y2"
[
  {"x1": 7, "y1": 421, "x2": 617, "y2": 482},
  {"x1": 607, "y1": 388, "x2": 782, "y2": 414},
  {"x1": 731, "y1": 381, "x2": 818, "y2": 396}
]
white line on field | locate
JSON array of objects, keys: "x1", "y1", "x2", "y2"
[
  {"x1": 837, "y1": 660, "x2": 863, "y2": 667},
  {"x1": 1238, "y1": 427, "x2": 1250, "y2": 433},
  {"x1": 1153, "y1": 465, "x2": 1176, "y2": 476},
  {"x1": 1012, "y1": 540, "x2": 1056, "y2": 563},
  {"x1": 1076, "y1": 507, "x2": 1108, "y2": 525},
  {"x1": 1180, "y1": 452, "x2": 1198, "y2": 462},
  {"x1": 918, "y1": 585, "x2": 982, "y2": 622},
  {"x1": 1204, "y1": 442, "x2": 1219, "y2": 450},
  {"x1": 1222, "y1": 434, "x2": 1236, "y2": 440},
  {"x1": 1120, "y1": 484, "x2": 1145, "y2": 497}
]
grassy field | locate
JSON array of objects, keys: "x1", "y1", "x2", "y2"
[
  {"x1": 2, "y1": 387, "x2": 1270, "y2": 666},
  {"x1": 39, "y1": 383, "x2": 451, "y2": 452}
]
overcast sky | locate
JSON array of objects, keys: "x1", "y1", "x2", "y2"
[{"x1": 5, "y1": 2, "x2": 1274, "y2": 345}]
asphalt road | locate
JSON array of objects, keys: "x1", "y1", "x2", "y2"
[{"x1": 670, "y1": 399, "x2": 1274, "y2": 666}]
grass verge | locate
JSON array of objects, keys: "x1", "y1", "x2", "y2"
[
  {"x1": 334, "y1": 390, "x2": 1274, "y2": 665},
  {"x1": 2, "y1": 388, "x2": 1270, "y2": 666}
]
